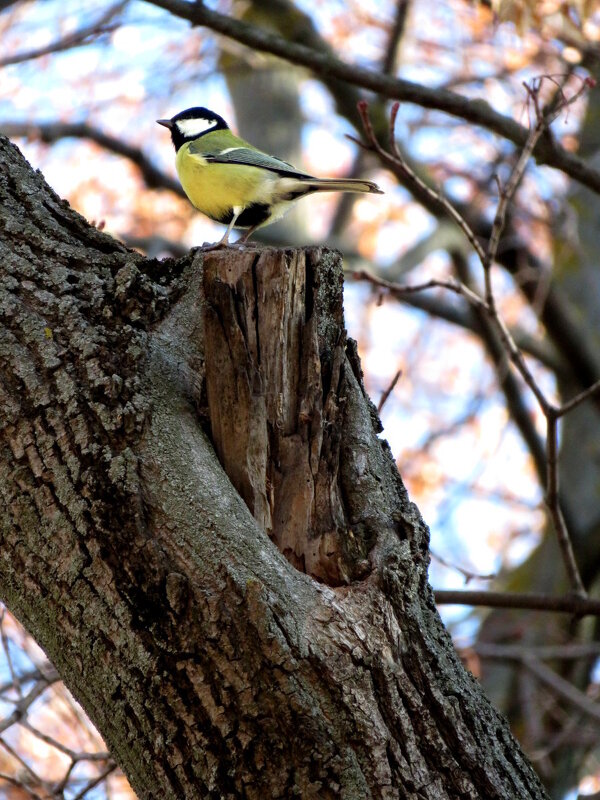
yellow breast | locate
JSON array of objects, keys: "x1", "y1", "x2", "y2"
[{"x1": 175, "y1": 144, "x2": 274, "y2": 222}]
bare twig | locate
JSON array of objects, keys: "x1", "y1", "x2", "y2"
[
  {"x1": 353, "y1": 269, "x2": 486, "y2": 309},
  {"x1": 0, "y1": 771, "x2": 45, "y2": 800},
  {"x1": 0, "y1": 608, "x2": 18, "y2": 698},
  {"x1": 357, "y1": 280, "x2": 564, "y2": 372},
  {"x1": 0, "y1": 667, "x2": 46, "y2": 695},
  {"x1": 430, "y1": 549, "x2": 496, "y2": 583},
  {"x1": 351, "y1": 100, "x2": 487, "y2": 265},
  {"x1": 555, "y1": 377, "x2": 600, "y2": 418},
  {"x1": 474, "y1": 641, "x2": 600, "y2": 661},
  {"x1": 381, "y1": 0, "x2": 410, "y2": 75},
  {"x1": 483, "y1": 76, "x2": 593, "y2": 305},
  {"x1": 377, "y1": 369, "x2": 402, "y2": 412},
  {"x1": 71, "y1": 764, "x2": 118, "y2": 800},
  {"x1": 0, "y1": 675, "x2": 59, "y2": 734},
  {"x1": 0, "y1": 737, "x2": 48, "y2": 794},
  {"x1": 452, "y1": 253, "x2": 548, "y2": 487},
  {"x1": 355, "y1": 79, "x2": 596, "y2": 597},
  {"x1": 544, "y1": 412, "x2": 584, "y2": 594},
  {"x1": 0, "y1": 605, "x2": 119, "y2": 797},
  {"x1": 353, "y1": 270, "x2": 553, "y2": 415},
  {"x1": 522, "y1": 657, "x2": 600, "y2": 723},
  {"x1": 354, "y1": 267, "x2": 551, "y2": 409},
  {"x1": 20, "y1": 719, "x2": 110, "y2": 762},
  {"x1": 0, "y1": 2, "x2": 128, "y2": 68},
  {"x1": 434, "y1": 590, "x2": 600, "y2": 616},
  {"x1": 483, "y1": 129, "x2": 542, "y2": 310}
]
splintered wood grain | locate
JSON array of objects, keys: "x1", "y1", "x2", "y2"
[{"x1": 202, "y1": 247, "x2": 350, "y2": 584}]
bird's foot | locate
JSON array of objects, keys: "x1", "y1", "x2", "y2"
[
  {"x1": 197, "y1": 240, "x2": 229, "y2": 253},
  {"x1": 196, "y1": 239, "x2": 263, "y2": 252},
  {"x1": 235, "y1": 240, "x2": 263, "y2": 249}
]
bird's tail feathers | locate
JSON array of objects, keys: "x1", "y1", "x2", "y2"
[{"x1": 298, "y1": 177, "x2": 383, "y2": 195}]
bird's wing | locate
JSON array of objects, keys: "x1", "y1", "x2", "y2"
[{"x1": 188, "y1": 142, "x2": 312, "y2": 179}]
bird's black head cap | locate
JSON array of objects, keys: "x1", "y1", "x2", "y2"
[{"x1": 157, "y1": 107, "x2": 229, "y2": 151}]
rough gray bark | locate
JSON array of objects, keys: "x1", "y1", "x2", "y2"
[{"x1": 0, "y1": 134, "x2": 549, "y2": 799}]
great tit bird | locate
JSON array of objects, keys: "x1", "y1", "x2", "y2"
[{"x1": 157, "y1": 106, "x2": 383, "y2": 245}]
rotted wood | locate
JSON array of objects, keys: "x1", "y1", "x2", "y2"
[{"x1": 203, "y1": 247, "x2": 356, "y2": 585}]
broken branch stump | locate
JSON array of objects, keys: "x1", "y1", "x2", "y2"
[{"x1": 202, "y1": 247, "x2": 366, "y2": 585}]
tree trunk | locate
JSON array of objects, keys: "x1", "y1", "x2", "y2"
[{"x1": 0, "y1": 135, "x2": 548, "y2": 799}]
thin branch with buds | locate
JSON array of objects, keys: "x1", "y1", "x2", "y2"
[
  {"x1": 350, "y1": 102, "x2": 487, "y2": 266},
  {"x1": 354, "y1": 77, "x2": 597, "y2": 604}
]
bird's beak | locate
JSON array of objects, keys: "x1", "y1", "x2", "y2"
[{"x1": 156, "y1": 119, "x2": 173, "y2": 129}]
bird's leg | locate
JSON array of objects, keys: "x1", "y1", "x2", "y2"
[
  {"x1": 219, "y1": 210, "x2": 240, "y2": 245},
  {"x1": 200, "y1": 208, "x2": 240, "y2": 251},
  {"x1": 238, "y1": 222, "x2": 261, "y2": 244}
]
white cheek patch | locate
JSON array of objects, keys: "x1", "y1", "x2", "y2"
[{"x1": 176, "y1": 117, "x2": 217, "y2": 138}]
